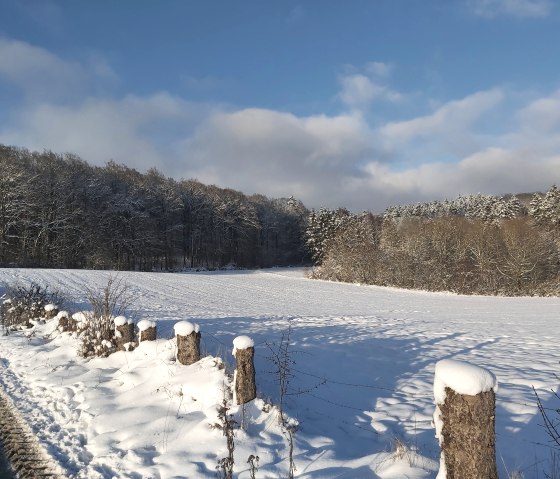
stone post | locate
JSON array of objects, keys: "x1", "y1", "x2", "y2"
[
  {"x1": 174, "y1": 321, "x2": 200, "y2": 365},
  {"x1": 233, "y1": 336, "x2": 256, "y2": 405},
  {"x1": 137, "y1": 320, "x2": 157, "y2": 342},
  {"x1": 434, "y1": 359, "x2": 498, "y2": 479},
  {"x1": 114, "y1": 316, "x2": 135, "y2": 351}
]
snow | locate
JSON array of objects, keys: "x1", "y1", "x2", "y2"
[
  {"x1": 232, "y1": 335, "x2": 254, "y2": 355},
  {"x1": 113, "y1": 316, "x2": 128, "y2": 327},
  {"x1": 434, "y1": 359, "x2": 497, "y2": 405},
  {"x1": 173, "y1": 320, "x2": 198, "y2": 336},
  {"x1": 56, "y1": 310, "x2": 69, "y2": 319},
  {"x1": 136, "y1": 319, "x2": 155, "y2": 332},
  {"x1": 44, "y1": 303, "x2": 57, "y2": 312},
  {"x1": 71, "y1": 311, "x2": 88, "y2": 323},
  {"x1": 0, "y1": 268, "x2": 559, "y2": 478}
]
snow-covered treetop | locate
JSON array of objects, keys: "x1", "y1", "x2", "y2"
[
  {"x1": 529, "y1": 185, "x2": 560, "y2": 227},
  {"x1": 232, "y1": 335, "x2": 254, "y2": 355},
  {"x1": 306, "y1": 207, "x2": 352, "y2": 263},
  {"x1": 434, "y1": 359, "x2": 498, "y2": 405},
  {"x1": 44, "y1": 304, "x2": 58, "y2": 312},
  {"x1": 384, "y1": 193, "x2": 527, "y2": 223}
]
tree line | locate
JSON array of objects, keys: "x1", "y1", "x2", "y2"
[
  {"x1": 4, "y1": 141, "x2": 559, "y2": 295},
  {"x1": 0, "y1": 144, "x2": 308, "y2": 270},
  {"x1": 307, "y1": 189, "x2": 560, "y2": 296}
]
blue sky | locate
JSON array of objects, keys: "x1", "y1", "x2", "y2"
[{"x1": 1, "y1": 0, "x2": 559, "y2": 211}]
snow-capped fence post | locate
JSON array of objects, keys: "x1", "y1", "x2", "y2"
[
  {"x1": 114, "y1": 316, "x2": 135, "y2": 351},
  {"x1": 233, "y1": 336, "x2": 256, "y2": 405},
  {"x1": 433, "y1": 359, "x2": 498, "y2": 479},
  {"x1": 137, "y1": 319, "x2": 157, "y2": 342},
  {"x1": 44, "y1": 304, "x2": 59, "y2": 320},
  {"x1": 174, "y1": 321, "x2": 200, "y2": 365},
  {"x1": 56, "y1": 311, "x2": 73, "y2": 332}
]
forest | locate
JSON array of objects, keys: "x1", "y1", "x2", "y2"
[
  {"x1": 307, "y1": 189, "x2": 560, "y2": 296},
  {"x1": 3, "y1": 142, "x2": 559, "y2": 296},
  {"x1": 0, "y1": 144, "x2": 308, "y2": 271}
]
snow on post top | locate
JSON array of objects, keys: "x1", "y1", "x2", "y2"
[
  {"x1": 113, "y1": 316, "x2": 129, "y2": 327},
  {"x1": 434, "y1": 359, "x2": 498, "y2": 405},
  {"x1": 232, "y1": 335, "x2": 254, "y2": 355},
  {"x1": 137, "y1": 319, "x2": 156, "y2": 332},
  {"x1": 173, "y1": 321, "x2": 199, "y2": 336},
  {"x1": 72, "y1": 312, "x2": 88, "y2": 323}
]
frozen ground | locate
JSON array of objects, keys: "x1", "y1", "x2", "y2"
[{"x1": 0, "y1": 267, "x2": 559, "y2": 478}]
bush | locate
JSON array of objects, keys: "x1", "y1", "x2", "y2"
[
  {"x1": 0, "y1": 282, "x2": 64, "y2": 331},
  {"x1": 535, "y1": 387, "x2": 560, "y2": 478},
  {"x1": 78, "y1": 276, "x2": 133, "y2": 357}
]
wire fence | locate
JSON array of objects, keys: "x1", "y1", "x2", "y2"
[{"x1": 4, "y1": 312, "x2": 559, "y2": 477}]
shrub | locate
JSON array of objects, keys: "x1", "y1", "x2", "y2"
[
  {"x1": 0, "y1": 282, "x2": 64, "y2": 331},
  {"x1": 78, "y1": 276, "x2": 133, "y2": 357}
]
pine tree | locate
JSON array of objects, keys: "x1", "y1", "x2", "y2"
[{"x1": 305, "y1": 208, "x2": 348, "y2": 264}]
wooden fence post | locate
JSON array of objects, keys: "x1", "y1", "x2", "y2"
[
  {"x1": 114, "y1": 316, "x2": 135, "y2": 351},
  {"x1": 233, "y1": 336, "x2": 256, "y2": 405},
  {"x1": 137, "y1": 319, "x2": 157, "y2": 342},
  {"x1": 174, "y1": 321, "x2": 201, "y2": 365},
  {"x1": 44, "y1": 304, "x2": 59, "y2": 320},
  {"x1": 434, "y1": 359, "x2": 498, "y2": 479},
  {"x1": 73, "y1": 312, "x2": 89, "y2": 333},
  {"x1": 56, "y1": 311, "x2": 73, "y2": 332}
]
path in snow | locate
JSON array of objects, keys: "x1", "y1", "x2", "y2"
[{"x1": 0, "y1": 383, "x2": 67, "y2": 478}]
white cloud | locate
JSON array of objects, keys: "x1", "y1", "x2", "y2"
[
  {"x1": 2, "y1": 38, "x2": 560, "y2": 212},
  {"x1": 177, "y1": 108, "x2": 373, "y2": 205},
  {"x1": 468, "y1": 0, "x2": 553, "y2": 18},
  {"x1": 380, "y1": 89, "x2": 504, "y2": 143},
  {"x1": 339, "y1": 75, "x2": 386, "y2": 109},
  {"x1": 347, "y1": 147, "x2": 560, "y2": 209},
  {"x1": 0, "y1": 93, "x2": 199, "y2": 172},
  {"x1": 4, "y1": 85, "x2": 560, "y2": 212},
  {"x1": 354, "y1": 89, "x2": 560, "y2": 209},
  {"x1": 516, "y1": 89, "x2": 560, "y2": 132},
  {"x1": 0, "y1": 37, "x2": 117, "y2": 101},
  {"x1": 338, "y1": 62, "x2": 402, "y2": 111},
  {"x1": 365, "y1": 62, "x2": 393, "y2": 78}
]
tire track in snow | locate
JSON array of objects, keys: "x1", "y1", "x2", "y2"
[
  {"x1": 0, "y1": 360, "x2": 92, "y2": 477},
  {"x1": 0, "y1": 386, "x2": 67, "y2": 478}
]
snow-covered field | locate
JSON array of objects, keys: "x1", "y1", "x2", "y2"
[{"x1": 0, "y1": 268, "x2": 559, "y2": 478}]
